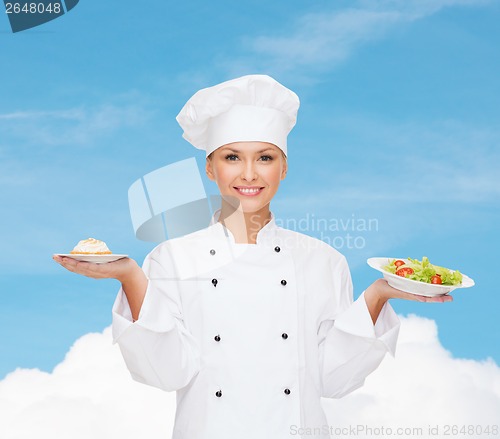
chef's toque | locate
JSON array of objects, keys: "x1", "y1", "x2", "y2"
[{"x1": 176, "y1": 74, "x2": 300, "y2": 157}]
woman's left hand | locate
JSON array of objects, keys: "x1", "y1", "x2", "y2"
[
  {"x1": 364, "y1": 278, "x2": 452, "y2": 324},
  {"x1": 368, "y1": 278, "x2": 453, "y2": 303}
]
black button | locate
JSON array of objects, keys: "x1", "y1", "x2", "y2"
[
  {"x1": 212, "y1": 278, "x2": 218, "y2": 287},
  {"x1": 281, "y1": 279, "x2": 287, "y2": 286},
  {"x1": 274, "y1": 246, "x2": 281, "y2": 253},
  {"x1": 214, "y1": 335, "x2": 221, "y2": 342},
  {"x1": 210, "y1": 249, "x2": 216, "y2": 255},
  {"x1": 215, "y1": 390, "x2": 222, "y2": 397},
  {"x1": 284, "y1": 388, "x2": 291, "y2": 395},
  {"x1": 282, "y1": 333, "x2": 288, "y2": 340}
]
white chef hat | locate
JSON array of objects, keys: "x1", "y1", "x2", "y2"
[{"x1": 176, "y1": 74, "x2": 300, "y2": 157}]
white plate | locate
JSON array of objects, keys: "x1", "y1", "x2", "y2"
[
  {"x1": 56, "y1": 254, "x2": 128, "y2": 264},
  {"x1": 367, "y1": 257, "x2": 475, "y2": 297}
]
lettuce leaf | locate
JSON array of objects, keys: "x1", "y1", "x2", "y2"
[{"x1": 382, "y1": 256, "x2": 462, "y2": 285}]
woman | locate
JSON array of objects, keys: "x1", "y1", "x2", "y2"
[{"x1": 53, "y1": 75, "x2": 451, "y2": 439}]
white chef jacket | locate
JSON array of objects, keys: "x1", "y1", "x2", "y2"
[{"x1": 112, "y1": 210, "x2": 400, "y2": 439}]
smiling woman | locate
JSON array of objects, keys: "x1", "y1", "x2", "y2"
[
  {"x1": 53, "y1": 74, "x2": 451, "y2": 439},
  {"x1": 205, "y1": 141, "x2": 287, "y2": 244}
]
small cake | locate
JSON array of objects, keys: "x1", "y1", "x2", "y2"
[{"x1": 70, "y1": 238, "x2": 112, "y2": 255}]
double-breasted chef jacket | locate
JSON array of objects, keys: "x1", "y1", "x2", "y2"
[{"x1": 112, "y1": 210, "x2": 400, "y2": 439}]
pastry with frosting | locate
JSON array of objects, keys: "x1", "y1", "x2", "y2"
[{"x1": 70, "y1": 238, "x2": 112, "y2": 255}]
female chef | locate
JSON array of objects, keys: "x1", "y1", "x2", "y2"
[{"x1": 53, "y1": 75, "x2": 451, "y2": 439}]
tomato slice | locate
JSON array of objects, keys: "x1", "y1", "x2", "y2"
[
  {"x1": 431, "y1": 275, "x2": 443, "y2": 284},
  {"x1": 395, "y1": 267, "x2": 414, "y2": 277},
  {"x1": 394, "y1": 260, "x2": 406, "y2": 268}
]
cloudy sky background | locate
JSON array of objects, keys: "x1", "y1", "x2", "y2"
[{"x1": 1, "y1": 0, "x2": 499, "y2": 437}]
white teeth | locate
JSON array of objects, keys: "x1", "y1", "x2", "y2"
[{"x1": 237, "y1": 187, "x2": 260, "y2": 194}]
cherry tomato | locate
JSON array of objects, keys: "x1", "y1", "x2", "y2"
[
  {"x1": 395, "y1": 267, "x2": 414, "y2": 277},
  {"x1": 431, "y1": 275, "x2": 442, "y2": 284},
  {"x1": 394, "y1": 260, "x2": 406, "y2": 268}
]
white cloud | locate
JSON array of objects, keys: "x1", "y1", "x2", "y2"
[
  {"x1": 0, "y1": 316, "x2": 498, "y2": 439},
  {"x1": 225, "y1": 0, "x2": 494, "y2": 77},
  {"x1": 0, "y1": 109, "x2": 83, "y2": 121},
  {"x1": 279, "y1": 117, "x2": 500, "y2": 207},
  {"x1": 0, "y1": 99, "x2": 152, "y2": 148},
  {"x1": 248, "y1": 9, "x2": 402, "y2": 71},
  {"x1": 0, "y1": 328, "x2": 175, "y2": 439},
  {"x1": 322, "y1": 314, "x2": 500, "y2": 438},
  {"x1": 360, "y1": 0, "x2": 494, "y2": 17}
]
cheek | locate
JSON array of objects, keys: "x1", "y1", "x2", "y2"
[
  {"x1": 262, "y1": 164, "x2": 283, "y2": 185},
  {"x1": 214, "y1": 163, "x2": 238, "y2": 184}
]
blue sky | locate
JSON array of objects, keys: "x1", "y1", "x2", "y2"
[{"x1": 1, "y1": 0, "x2": 499, "y2": 379}]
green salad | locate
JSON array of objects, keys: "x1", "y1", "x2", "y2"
[{"x1": 382, "y1": 256, "x2": 463, "y2": 285}]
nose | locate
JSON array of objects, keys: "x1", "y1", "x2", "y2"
[{"x1": 241, "y1": 160, "x2": 257, "y2": 182}]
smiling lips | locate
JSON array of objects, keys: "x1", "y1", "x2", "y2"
[{"x1": 234, "y1": 186, "x2": 264, "y2": 196}]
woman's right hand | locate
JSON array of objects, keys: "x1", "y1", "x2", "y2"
[
  {"x1": 53, "y1": 255, "x2": 148, "y2": 320},
  {"x1": 52, "y1": 254, "x2": 139, "y2": 283}
]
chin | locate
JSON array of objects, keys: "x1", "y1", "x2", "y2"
[
  {"x1": 240, "y1": 200, "x2": 271, "y2": 213},
  {"x1": 220, "y1": 192, "x2": 273, "y2": 215}
]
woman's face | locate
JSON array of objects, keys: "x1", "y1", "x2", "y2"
[{"x1": 205, "y1": 141, "x2": 287, "y2": 213}]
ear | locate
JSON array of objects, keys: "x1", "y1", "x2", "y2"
[
  {"x1": 280, "y1": 157, "x2": 288, "y2": 180},
  {"x1": 206, "y1": 157, "x2": 215, "y2": 181}
]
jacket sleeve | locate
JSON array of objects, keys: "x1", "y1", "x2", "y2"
[
  {"x1": 318, "y1": 255, "x2": 400, "y2": 399},
  {"x1": 111, "y1": 245, "x2": 201, "y2": 392}
]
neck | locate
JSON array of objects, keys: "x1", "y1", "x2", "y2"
[{"x1": 218, "y1": 201, "x2": 272, "y2": 244}]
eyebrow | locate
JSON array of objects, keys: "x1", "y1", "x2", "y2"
[{"x1": 222, "y1": 148, "x2": 275, "y2": 154}]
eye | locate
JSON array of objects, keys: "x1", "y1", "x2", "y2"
[
  {"x1": 225, "y1": 154, "x2": 239, "y2": 161},
  {"x1": 259, "y1": 155, "x2": 273, "y2": 161}
]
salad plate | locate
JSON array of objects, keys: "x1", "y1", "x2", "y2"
[
  {"x1": 55, "y1": 254, "x2": 128, "y2": 264},
  {"x1": 367, "y1": 257, "x2": 475, "y2": 297}
]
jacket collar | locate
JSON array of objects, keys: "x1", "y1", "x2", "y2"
[{"x1": 208, "y1": 208, "x2": 278, "y2": 245}]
